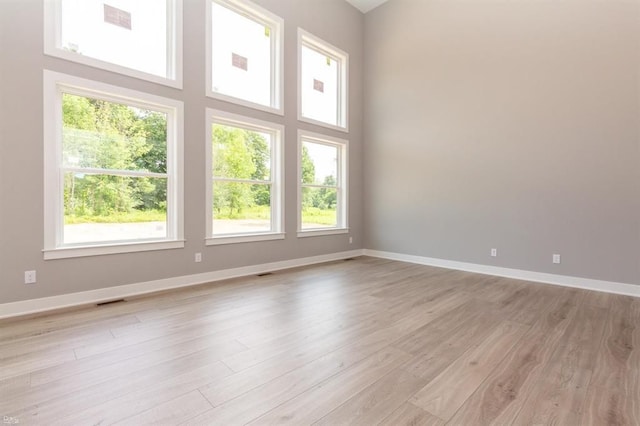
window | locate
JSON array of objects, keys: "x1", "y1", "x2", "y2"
[
  {"x1": 298, "y1": 29, "x2": 348, "y2": 131},
  {"x1": 298, "y1": 131, "x2": 348, "y2": 236},
  {"x1": 44, "y1": 0, "x2": 182, "y2": 87},
  {"x1": 207, "y1": 0, "x2": 283, "y2": 114},
  {"x1": 206, "y1": 110, "x2": 284, "y2": 244},
  {"x1": 43, "y1": 71, "x2": 184, "y2": 259}
]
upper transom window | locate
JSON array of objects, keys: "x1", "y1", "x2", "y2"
[
  {"x1": 207, "y1": 0, "x2": 283, "y2": 114},
  {"x1": 44, "y1": 0, "x2": 182, "y2": 87},
  {"x1": 298, "y1": 29, "x2": 349, "y2": 131}
]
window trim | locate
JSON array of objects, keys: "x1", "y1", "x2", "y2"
[
  {"x1": 43, "y1": 70, "x2": 185, "y2": 260},
  {"x1": 206, "y1": 0, "x2": 284, "y2": 115},
  {"x1": 297, "y1": 29, "x2": 349, "y2": 132},
  {"x1": 297, "y1": 130, "x2": 349, "y2": 237},
  {"x1": 44, "y1": 0, "x2": 183, "y2": 89},
  {"x1": 205, "y1": 109, "x2": 285, "y2": 245}
]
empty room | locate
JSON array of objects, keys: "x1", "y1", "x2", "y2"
[{"x1": 0, "y1": 0, "x2": 639, "y2": 424}]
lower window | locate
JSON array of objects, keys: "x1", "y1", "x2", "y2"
[
  {"x1": 43, "y1": 71, "x2": 184, "y2": 259},
  {"x1": 206, "y1": 110, "x2": 284, "y2": 244},
  {"x1": 298, "y1": 130, "x2": 348, "y2": 236}
]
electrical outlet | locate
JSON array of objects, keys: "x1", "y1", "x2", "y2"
[
  {"x1": 195, "y1": 253, "x2": 202, "y2": 263},
  {"x1": 349, "y1": 237, "x2": 353, "y2": 244},
  {"x1": 490, "y1": 248, "x2": 497, "y2": 257},
  {"x1": 24, "y1": 270, "x2": 36, "y2": 284},
  {"x1": 553, "y1": 254, "x2": 561, "y2": 264}
]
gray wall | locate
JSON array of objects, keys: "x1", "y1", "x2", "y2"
[
  {"x1": 0, "y1": 0, "x2": 364, "y2": 304},
  {"x1": 364, "y1": 0, "x2": 640, "y2": 285},
  {"x1": 3, "y1": 0, "x2": 639, "y2": 307}
]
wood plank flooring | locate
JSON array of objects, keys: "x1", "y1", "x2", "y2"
[{"x1": 0, "y1": 256, "x2": 638, "y2": 425}]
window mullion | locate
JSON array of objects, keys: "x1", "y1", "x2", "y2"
[
  {"x1": 62, "y1": 167, "x2": 168, "y2": 179},
  {"x1": 212, "y1": 177, "x2": 271, "y2": 185},
  {"x1": 302, "y1": 184, "x2": 338, "y2": 190}
]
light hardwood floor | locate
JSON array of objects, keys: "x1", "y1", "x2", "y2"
[{"x1": 1, "y1": 256, "x2": 638, "y2": 425}]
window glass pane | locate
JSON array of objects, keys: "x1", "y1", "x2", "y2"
[
  {"x1": 210, "y1": 119, "x2": 276, "y2": 237},
  {"x1": 301, "y1": 45, "x2": 339, "y2": 126},
  {"x1": 212, "y1": 124, "x2": 271, "y2": 181},
  {"x1": 62, "y1": 94, "x2": 167, "y2": 174},
  {"x1": 60, "y1": 0, "x2": 169, "y2": 78},
  {"x1": 211, "y1": 1, "x2": 272, "y2": 107},
  {"x1": 212, "y1": 182, "x2": 271, "y2": 234},
  {"x1": 301, "y1": 141, "x2": 338, "y2": 186},
  {"x1": 63, "y1": 173, "x2": 168, "y2": 244},
  {"x1": 301, "y1": 187, "x2": 338, "y2": 229}
]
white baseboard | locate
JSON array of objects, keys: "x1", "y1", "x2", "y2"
[
  {"x1": 3, "y1": 248, "x2": 637, "y2": 320},
  {"x1": 364, "y1": 249, "x2": 640, "y2": 298},
  {"x1": 0, "y1": 250, "x2": 364, "y2": 320}
]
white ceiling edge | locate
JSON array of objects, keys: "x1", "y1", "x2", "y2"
[{"x1": 345, "y1": 0, "x2": 389, "y2": 13}]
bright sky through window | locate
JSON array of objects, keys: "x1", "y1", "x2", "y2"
[
  {"x1": 303, "y1": 141, "x2": 338, "y2": 186},
  {"x1": 301, "y1": 46, "x2": 339, "y2": 126},
  {"x1": 210, "y1": 1, "x2": 274, "y2": 108},
  {"x1": 60, "y1": 0, "x2": 170, "y2": 78}
]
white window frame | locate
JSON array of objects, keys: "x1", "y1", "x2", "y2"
[
  {"x1": 43, "y1": 70, "x2": 184, "y2": 259},
  {"x1": 43, "y1": 0, "x2": 183, "y2": 88},
  {"x1": 206, "y1": 109, "x2": 284, "y2": 245},
  {"x1": 297, "y1": 29, "x2": 349, "y2": 132},
  {"x1": 297, "y1": 130, "x2": 349, "y2": 237},
  {"x1": 206, "y1": 0, "x2": 284, "y2": 115}
]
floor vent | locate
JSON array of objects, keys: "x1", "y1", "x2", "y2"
[
  {"x1": 97, "y1": 299, "x2": 126, "y2": 306},
  {"x1": 256, "y1": 272, "x2": 273, "y2": 277}
]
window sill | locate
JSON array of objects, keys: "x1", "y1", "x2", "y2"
[
  {"x1": 206, "y1": 232, "x2": 285, "y2": 246},
  {"x1": 297, "y1": 115, "x2": 348, "y2": 133},
  {"x1": 206, "y1": 90, "x2": 284, "y2": 116},
  {"x1": 44, "y1": 48, "x2": 182, "y2": 89},
  {"x1": 43, "y1": 240, "x2": 185, "y2": 260},
  {"x1": 297, "y1": 228, "x2": 349, "y2": 238}
]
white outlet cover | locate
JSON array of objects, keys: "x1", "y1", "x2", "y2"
[{"x1": 24, "y1": 270, "x2": 37, "y2": 284}]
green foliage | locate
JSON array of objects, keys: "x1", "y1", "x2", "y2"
[
  {"x1": 301, "y1": 207, "x2": 337, "y2": 226},
  {"x1": 62, "y1": 95, "x2": 96, "y2": 131},
  {"x1": 65, "y1": 209, "x2": 166, "y2": 224},
  {"x1": 301, "y1": 145, "x2": 315, "y2": 184},
  {"x1": 313, "y1": 175, "x2": 337, "y2": 210},
  {"x1": 299, "y1": 144, "x2": 338, "y2": 221},
  {"x1": 61, "y1": 94, "x2": 339, "y2": 227},
  {"x1": 136, "y1": 112, "x2": 168, "y2": 210},
  {"x1": 301, "y1": 145, "x2": 316, "y2": 209},
  {"x1": 213, "y1": 205, "x2": 270, "y2": 221},
  {"x1": 62, "y1": 94, "x2": 168, "y2": 221},
  {"x1": 212, "y1": 125, "x2": 271, "y2": 216}
]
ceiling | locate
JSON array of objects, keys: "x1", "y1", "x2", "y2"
[{"x1": 345, "y1": 0, "x2": 389, "y2": 13}]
